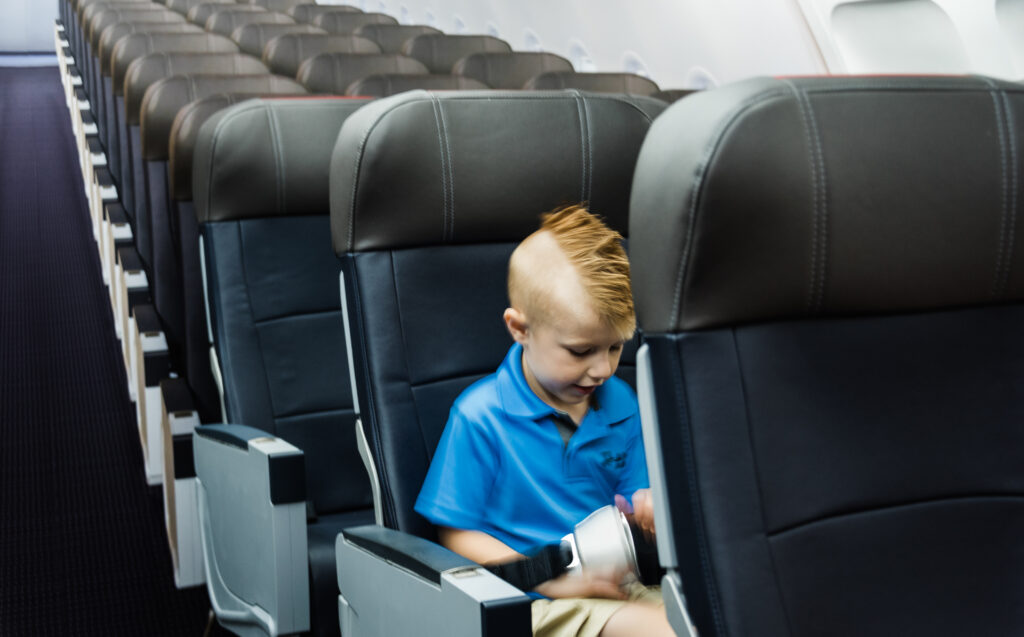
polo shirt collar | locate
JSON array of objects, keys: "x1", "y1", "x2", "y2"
[{"x1": 496, "y1": 343, "x2": 636, "y2": 425}]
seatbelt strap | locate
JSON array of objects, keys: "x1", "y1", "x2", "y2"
[{"x1": 484, "y1": 542, "x2": 573, "y2": 592}]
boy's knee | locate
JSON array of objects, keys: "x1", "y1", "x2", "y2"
[{"x1": 600, "y1": 601, "x2": 675, "y2": 637}]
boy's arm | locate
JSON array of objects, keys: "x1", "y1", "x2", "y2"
[{"x1": 438, "y1": 527, "x2": 627, "y2": 600}]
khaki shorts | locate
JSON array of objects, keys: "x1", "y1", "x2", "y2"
[{"x1": 531, "y1": 582, "x2": 663, "y2": 637}]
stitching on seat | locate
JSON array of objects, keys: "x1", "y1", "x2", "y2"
[
  {"x1": 429, "y1": 95, "x2": 452, "y2": 241},
  {"x1": 983, "y1": 78, "x2": 1010, "y2": 299},
  {"x1": 266, "y1": 105, "x2": 286, "y2": 216},
  {"x1": 670, "y1": 89, "x2": 791, "y2": 330},
  {"x1": 438, "y1": 101, "x2": 456, "y2": 240},
  {"x1": 1000, "y1": 90, "x2": 1019, "y2": 297}
]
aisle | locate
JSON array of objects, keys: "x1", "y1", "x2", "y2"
[{"x1": 0, "y1": 66, "x2": 214, "y2": 636}]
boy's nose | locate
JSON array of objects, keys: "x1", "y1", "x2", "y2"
[{"x1": 588, "y1": 353, "x2": 613, "y2": 380}]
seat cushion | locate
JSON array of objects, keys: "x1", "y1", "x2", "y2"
[{"x1": 308, "y1": 509, "x2": 376, "y2": 637}]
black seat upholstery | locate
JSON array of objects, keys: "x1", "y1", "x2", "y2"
[
  {"x1": 312, "y1": 10, "x2": 397, "y2": 35},
  {"x1": 329, "y1": 89, "x2": 664, "y2": 538},
  {"x1": 525, "y1": 71, "x2": 661, "y2": 95},
  {"x1": 262, "y1": 32, "x2": 380, "y2": 78},
  {"x1": 345, "y1": 73, "x2": 488, "y2": 97},
  {"x1": 298, "y1": 52, "x2": 428, "y2": 94},
  {"x1": 354, "y1": 23, "x2": 440, "y2": 54},
  {"x1": 247, "y1": 0, "x2": 310, "y2": 12},
  {"x1": 193, "y1": 97, "x2": 375, "y2": 637},
  {"x1": 230, "y1": 22, "x2": 324, "y2": 58},
  {"x1": 400, "y1": 33, "x2": 511, "y2": 74},
  {"x1": 165, "y1": 0, "x2": 234, "y2": 16},
  {"x1": 628, "y1": 75, "x2": 1024, "y2": 637},
  {"x1": 139, "y1": 73, "x2": 305, "y2": 421},
  {"x1": 650, "y1": 88, "x2": 696, "y2": 103},
  {"x1": 289, "y1": 3, "x2": 361, "y2": 25},
  {"x1": 205, "y1": 8, "x2": 295, "y2": 38},
  {"x1": 186, "y1": 2, "x2": 263, "y2": 28},
  {"x1": 452, "y1": 51, "x2": 574, "y2": 89}
]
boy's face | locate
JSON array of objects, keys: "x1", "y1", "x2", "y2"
[{"x1": 506, "y1": 303, "x2": 626, "y2": 415}]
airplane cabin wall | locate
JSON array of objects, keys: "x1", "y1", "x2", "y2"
[
  {"x1": 1, "y1": 0, "x2": 58, "y2": 52},
  {"x1": 321, "y1": 0, "x2": 1022, "y2": 87}
]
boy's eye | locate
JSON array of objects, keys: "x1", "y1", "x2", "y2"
[
  {"x1": 567, "y1": 347, "x2": 592, "y2": 357},
  {"x1": 610, "y1": 343, "x2": 623, "y2": 352}
]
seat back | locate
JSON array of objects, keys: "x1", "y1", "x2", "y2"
[
  {"x1": 99, "y1": 21, "x2": 201, "y2": 79},
  {"x1": 312, "y1": 11, "x2": 396, "y2": 35},
  {"x1": 89, "y1": 6, "x2": 181, "y2": 53},
  {"x1": 262, "y1": 33, "x2": 379, "y2": 78},
  {"x1": 206, "y1": 8, "x2": 294, "y2": 37},
  {"x1": 193, "y1": 96, "x2": 375, "y2": 515},
  {"x1": 452, "y1": 51, "x2": 573, "y2": 89},
  {"x1": 400, "y1": 33, "x2": 511, "y2": 74},
  {"x1": 230, "y1": 22, "x2": 324, "y2": 58},
  {"x1": 345, "y1": 73, "x2": 487, "y2": 97},
  {"x1": 354, "y1": 23, "x2": 440, "y2": 54},
  {"x1": 298, "y1": 52, "x2": 427, "y2": 94},
  {"x1": 650, "y1": 88, "x2": 696, "y2": 103},
  {"x1": 112, "y1": 32, "x2": 238, "y2": 95},
  {"x1": 289, "y1": 3, "x2": 360, "y2": 25},
  {"x1": 165, "y1": 0, "x2": 233, "y2": 16},
  {"x1": 628, "y1": 76, "x2": 1024, "y2": 637},
  {"x1": 525, "y1": 71, "x2": 661, "y2": 95},
  {"x1": 329, "y1": 90, "x2": 665, "y2": 538},
  {"x1": 248, "y1": 0, "x2": 309, "y2": 12}
]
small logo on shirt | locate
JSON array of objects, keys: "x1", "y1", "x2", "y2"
[{"x1": 600, "y1": 451, "x2": 626, "y2": 469}]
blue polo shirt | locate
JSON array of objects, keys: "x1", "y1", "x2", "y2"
[{"x1": 414, "y1": 343, "x2": 649, "y2": 554}]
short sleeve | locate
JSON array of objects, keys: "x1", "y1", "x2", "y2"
[
  {"x1": 414, "y1": 407, "x2": 499, "y2": 531},
  {"x1": 615, "y1": 418, "x2": 650, "y2": 497}
]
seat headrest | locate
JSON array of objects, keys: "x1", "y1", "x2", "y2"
[
  {"x1": 231, "y1": 22, "x2": 323, "y2": 57},
  {"x1": 206, "y1": 9, "x2": 294, "y2": 37},
  {"x1": 141, "y1": 74, "x2": 306, "y2": 160},
  {"x1": 452, "y1": 52, "x2": 574, "y2": 90},
  {"x1": 345, "y1": 73, "x2": 488, "y2": 97},
  {"x1": 289, "y1": 4, "x2": 361, "y2": 24},
  {"x1": 525, "y1": 71, "x2": 661, "y2": 96},
  {"x1": 401, "y1": 34, "x2": 511, "y2": 74},
  {"x1": 194, "y1": 97, "x2": 373, "y2": 222},
  {"x1": 80, "y1": 0, "x2": 149, "y2": 27},
  {"x1": 112, "y1": 32, "x2": 238, "y2": 94},
  {"x1": 99, "y1": 21, "x2": 202, "y2": 75},
  {"x1": 169, "y1": 93, "x2": 265, "y2": 201},
  {"x1": 312, "y1": 11, "x2": 397, "y2": 35},
  {"x1": 330, "y1": 90, "x2": 665, "y2": 253},
  {"x1": 354, "y1": 24, "x2": 441, "y2": 54},
  {"x1": 165, "y1": 0, "x2": 234, "y2": 16},
  {"x1": 249, "y1": 0, "x2": 309, "y2": 12},
  {"x1": 88, "y1": 7, "x2": 182, "y2": 50},
  {"x1": 262, "y1": 33, "x2": 380, "y2": 77},
  {"x1": 298, "y1": 52, "x2": 428, "y2": 94},
  {"x1": 124, "y1": 52, "x2": 269, "y2": 125},
  {"x1": 630, "y1": 76, "x2": 1024, "y2": 333},
  {"x1": 187, "y1": 2, "x2": 262, "y2": 27}
]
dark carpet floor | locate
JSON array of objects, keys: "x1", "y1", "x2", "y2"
[{"x1": 0, "y1": 65, "x2": 218, "y2": 636}]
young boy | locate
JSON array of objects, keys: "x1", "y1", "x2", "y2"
[{"x1": 415, "y1": 205, "x2": 674, "y2": 636}]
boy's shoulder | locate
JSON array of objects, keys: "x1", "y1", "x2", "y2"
[{"x1": 450, "y1": 371, "x2": 506, "y2": 423}]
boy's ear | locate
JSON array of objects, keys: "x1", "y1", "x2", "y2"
[{"x1": 503, "y1": 307, "x2": 529, "y2": 344}]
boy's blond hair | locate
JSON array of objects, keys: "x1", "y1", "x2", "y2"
[{"x1": 508, "y1": 205, "x2": 636, "y2": 339}]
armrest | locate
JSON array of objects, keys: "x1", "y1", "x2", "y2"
[
  {"x1": 336, "y1": 525, "x2": 532, "y2": 637},
  {"x1": 341, "y1": 525, "x2": 476, "y2": 585},
  {"x1": 193, "y1": 425, "x2": 310, "y2": 636}
]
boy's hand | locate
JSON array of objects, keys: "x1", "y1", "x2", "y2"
[
  {"x1": 534, "y1": 569, "x2": 628, "y2": 600},
  {"x1": 616, "y1": 489, "x2": 656, "y2": 542}
]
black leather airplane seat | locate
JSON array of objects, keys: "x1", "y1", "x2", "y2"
[
  {"x1": 345, "y1": 73, "x2": 488, "y2": 97},
  {"x1": 262, "y1": 32, "x2": 380, "y2": 78},
  {"x1": 525, "y1": 71, "x2": 661, "y2": 95},
  {"x1": 353, "y1": 23, "x2": 440, "y2": 54},
  {"x1": 628, "y1": 75, "x2": 1024, "y2": 637},
  {"x1": 191, "y1": 96, "x2": 375, "y2": 637},
  {"x1": 111, "y1": 31, "x2": 238, "y2": 233},
  {"x1": 288, "y1": 3, "x2": 361, "y2": 25},
  {"x1": 297, "y1": 52, "x2": 428, "y2": 94},
  {"x1": 186, "y1": 2, "x2": 263, "y2": 28},
  {"x1": 230, "y1": 22, "x2": 324, "y2": 58},
  {"x1": 327, "y1": 89, "x2": 664, "y2": 634},
  {"x1": 650, "y1": 88, "x2": 696, "y2": 103},
  {"x1": 400, "y1": 33, "x2": 511, "y2": 74},
  {"x1": 205, "y1": 7, "x2": 294, "y2": 38},
  {"x1": 312, "y1": 10, "x2": 397, "y2": 35},
  {"x1": 164, "y1": 0, "x2": 233, "y2": 17},
  {"x1": 452, "y1": 51, "x2": 574, "y2": 89},
  {"x1": 138, "y1": 73, "x2": 304, "y2": 421}
]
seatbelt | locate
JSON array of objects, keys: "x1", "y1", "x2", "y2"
[{"x1": 484, "y1": 542, "x2": 573, "y2": 592}]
